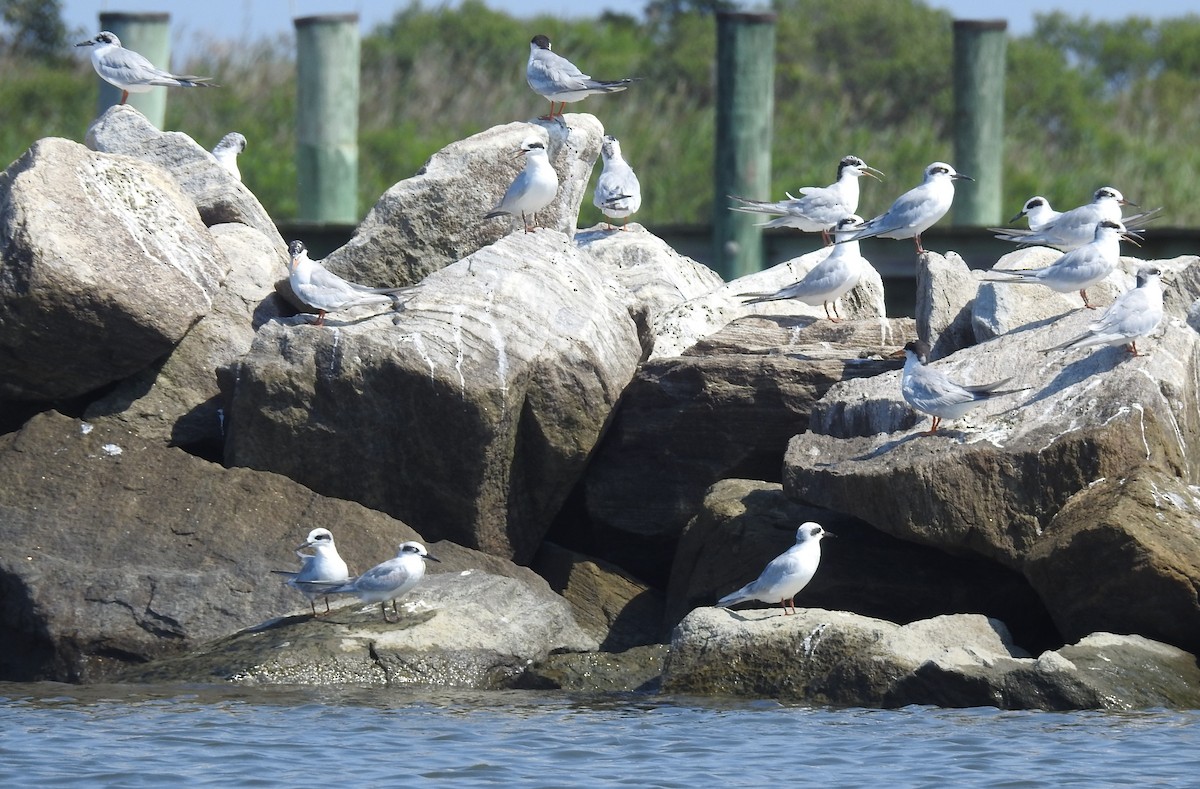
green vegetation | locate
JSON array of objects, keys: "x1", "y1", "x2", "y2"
[{"x1": 2, "y1": 0, "x2": 1198, "y2": 227}]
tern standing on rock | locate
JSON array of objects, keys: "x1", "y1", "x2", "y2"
[
  {"x1": 728, "y1": 155, "x2": 883, "y2": 244},
  {"x1": 76, "y1": 31, "x2": 217, "y2": 105},
  {"x1": 838, "y1": 162, "x2": 972, "y2": 254},
  {"x1": 211, "y1": 132, "x2": 246, "y2": 181},
  {"x1": 1042, "y1": 265, "x2": 1165, "y2": 357},
  {"x1": 485, "y1": 138, "x2": 559, "y2": 234},
  {"x1": 311, "y1": 542, "x2": 441, "y2": 624},
  {"x1": 738, "y1": 215, "x2": 873, "y2": 322},
  {"x1": 593, "y1": 134, "x2": 642, "y2": 230},
  {"x1": 899, "y1": 339, "x2": 1025, "y2": 434},
  {"x1": 287, "y1": 240, "x2": 413, "y2": 326},
  {"x1": 526, "y1": 34, "x2": 636, "y2": 121},
  {"x1": 716, "y1": 522, "x2": 833, "y2": 616},
  {"x1": 272, "y1": 528, "x2": 350, "y2": 616}
]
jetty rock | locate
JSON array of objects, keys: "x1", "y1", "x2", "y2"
[
  {"x1": 663, "y1": 607, "x2": 1200, "y2": 710},
  {"x1": 784, "y1": 267, "x2": 1200, "y2": 655}
]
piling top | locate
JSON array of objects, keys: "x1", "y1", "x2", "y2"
[
  {"x1": 953, "y1": 19, "x2": 1008, "y2": 32},
  {"x1": 294, "y1": 14, "x2": 360, "y2": 27},
  {"x1": 98, "y1": 12, "x2": 170, "y2": 23},
  {"x1": 715, "y1": 11, "x2": 778, "y2": 24}
]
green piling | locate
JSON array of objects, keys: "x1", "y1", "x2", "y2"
[
  {"x1": 712, "y1": 11, "x2": 776, "y2": 280},
  {"x1": 952, "y1": 20, "x2": 1007, "y2": 226},
  {"x1": 295, "y1": 14, "x2": 360, "y2": 224},
  {"x1": 96, "y1": 12, "x2": 170, "y2": 127}
]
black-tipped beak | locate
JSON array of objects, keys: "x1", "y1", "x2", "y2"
[
  {"x1": 1008, "y1": 210, "x2": 1025, "y2": 224},
  {"x1": 425, "y1": 554, "x2": 442, "y2": 563},
  {"x1": 952, "y1": 173, "x2": 974, "y2": 181}
]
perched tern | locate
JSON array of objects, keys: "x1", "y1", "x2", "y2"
[
  {"x1": 716, "y1": 522, "x2": 833, "y2": 615},
  {"x1": 737, "y1": 215, "x2": 872, "y2": 321},
  {"x1": 314, "y1": 541, "x2": 440, "y2": 623},
  {"x1": 76, "y1": 31, "x2": 217, "y2": 105},
  {"x1": 838, "y1": 162, "x2": 972, "y2": 254},
  {"x1": 287, "y1": 240, "x2": 414, "y2": 326},
  {"x1": 1009, "y1": 196, "x2": 1061, "y2": 231},
  {"x1": 728, "y1": 155, "x2": 883, "y2": 244},
  {"x1": 1042, "y1": 265, "x2": 1164, "y2": 357},
  {"x1": 211, "y1": 132, "x2": 246, "y2": 181},
  {"x1": 593, "y1": 134, "x2": 642, "y2": 229},
  {"x1": 981, "y1": 219, "x2": 1134, "y2": 308},
  {"x1": 272, "y1": 528, "x2": 350, "y2": 616},
  {"x1": 526, "y1": 34, "x2": 636, "y2": 120},
  {"x1": 485, "y1": 137, "x2": 559, "y2": 233},
  {"x1": 899, "y1": 339, "x2": 1025, "y2": 434},
  {"x1": 992, "y1": 187, "x2": 1149, "y2": 250}
]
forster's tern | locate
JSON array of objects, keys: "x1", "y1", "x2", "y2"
[
  {"x1": 485, "y1": 137, "x2": 559, "y2": 233},
  {"x1": 1009, "y1": 196, "x2": 1061, "y2": 231},
  {"x1": 900, "y1": 339, "x2": 1024, "y2": 434},
  {"x1": 526, "y1": 34, "x2": 636, "y2": 120},
  {"x1": 981, "y1": 219, "x2": 1133, "y2": 308},
  {"x1": 211, "y1": 132, "x2": 246, "y2": 181},
  {"x1": 1042, "y1": 265, "x2": 1164, "y2": 357},
  {"x1": 76, "y1": 31, "x2": 217, "y2": 105},
  {"x1": 272, "y1": 528, "x2": 350, "y2": 616},
  {"x1": 738, "y1": 215, "x2": 871, "y2": 321},
  {"x1": 287, "y1": 240, "x2": 414, "y2": 326},
  {"x1": 716, "y1": 522, "x2": 833, "y2": 615},
  {"x1": 314, "y1": 541, "x2": 441, "y2": 623},
  {"x1": 838, "y1": 162, "x2": 971, "y2": 254},
  {"x1": 728, "y1": 155, "x2": 883, "y2": 243},
  {"x1": 593, "y1": 134, "x2": 642, "y2": 229},
  {"x1": 992, "y1": 187, "x2": 1145, "y2": 250}
]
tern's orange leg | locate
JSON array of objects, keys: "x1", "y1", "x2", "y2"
[
  {"x1": 1080, "y1": 289, "x2": 1097, "y2": 309},
  {"x1": 926, "y1": 416, "x2": 941, "y2": 434},
  {"x1": 120, "y1": 89, "x2": 129, "y2": 104}
]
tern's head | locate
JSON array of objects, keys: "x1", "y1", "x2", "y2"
[
  {"x1": 517, "y1": 137, "x2": 547, "y2": 160},
  {"x1": 902, "y1": 339, "x2": 932, "y2": 364},
  {"x1": 398, "y1": 541, "x2": 441, "y2": 563},
  {"x1": 831, "y1": 214, "x2": 865, "y2": 240},
  {"x1": 287, "y1": 240, "x2": 308, "y2": 268},
  {"x1": 299, "y1": 528, "x2": 336, "y2": 551},
  {"x1": 77, "y1": 31, "x2": 120, "y2": 48},
  {"x1": 1011, "y1": 195, "x2": 1050, "y2": 223},
  {"x1": 1095, "y1": 219, "x2": 1139, "y2": 246},
  {"x1": 925, "y1": 162, "x2": 973, "y2": 182},
  {"x1": 215, "y1": 132, "x2": 246, "y2": 154},
  {"x1": 838, "y1": 155, "x2": 883, "y2": 182},
  {"x1": 601, "y1": 134, "x2": 622, "y2": 160},
  {"x1": 531, "y1": 34, "x2": 551, "y2": 51},
  {"x1": 796, "y1": 522, "x2": 834, "y2": 543},
  {"x1": 1093, "y1": 186, "x2": 1134, "y2": 207},
  {"x1": 1135, "y1": 265, "x2": 1162, "y2": 288}
]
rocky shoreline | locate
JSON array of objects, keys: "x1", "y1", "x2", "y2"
[{"x1": 2, "y1": 106, "x2": 1198, "y2": 709}]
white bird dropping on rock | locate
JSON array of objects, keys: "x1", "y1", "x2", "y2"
[{"x1": 716, "y1": 522, "x2": 833, "y2": 615}]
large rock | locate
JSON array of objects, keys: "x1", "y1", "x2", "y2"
[
  {"x1": 915, "y1": 250, "x2": 978, "y2": 359},
  {"x1": 0, "y1": 411, "x2": 552, "y2": 682},
  {"x1": 666, "y1": 479, "x2": 1059, "y2": 650},
  {"x1": 83, "y1": 223, "x2": 289, "y2": 450},
  {"x1": 576, "y1": 315, "x2": 913, "y2": 585},
  {"x1": 320, "y1": 115, "x2": 604, "y2": 288},
  {"x1": 225, "y1": 230, "x2": 641, "y2": 562},
  {"x1": 648, "y1": 243, "x2": 888, "y2": 359},
  {"x1": 0, "y1": 138, "x2": 228, "y2": 401},
  {"x1": 85, "y1": 104, "x2": 287, "y2": 258},
  {"x1": 574, "y1": 224, "x2": 723, "y2": 354},
  {"x1": 663, "y1": 608, "x2": 1200, "y2": 709},
  {"x1": 120, "y1": 571, "x2": 597, "y2": 688}
]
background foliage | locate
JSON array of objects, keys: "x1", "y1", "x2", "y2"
[{"x1": 2, "y1": 0, "x2": 1198, "y2": 228}]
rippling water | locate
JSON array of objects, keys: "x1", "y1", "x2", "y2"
[{"x1": 1, "y1": 683, "x2": 1197, "y2": 787}]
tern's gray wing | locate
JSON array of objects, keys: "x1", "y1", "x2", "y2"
[
  {"x1": 306, "y1": 261, "x2": 408, "y2": 297},
  {"x1": 101, "y1": 47, "x2": 211, "y2": 87},
  {"x1": 595, "y1": 169, "x2": 640, "y2": 211},
  {"x1": 347, "y1": 559, "x2": 414, "y2": 594},
  {"x1": 903, "y1": 366, "x2": 982, "y2": 415},
  {"x1": 528, "y1": 50, "x2": 592, "y2": 94}
]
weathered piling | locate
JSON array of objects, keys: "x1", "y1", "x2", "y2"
[
  {"x1": 295, "y1": 14, "x2": 360, "y2": 224},
  {"x1": 952, "y1": 19, "x2": 1007, "y2": 226},
  {"x1": 96, "y1": 12, "x2": 170, "y2": 127},
  {"x1": 712, "y1": 11, "x2": 776, "y2": 280}
]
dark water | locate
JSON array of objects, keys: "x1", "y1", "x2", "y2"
[{"x1": 0, "y1": 683, "x2": 1197, "y2": 787}]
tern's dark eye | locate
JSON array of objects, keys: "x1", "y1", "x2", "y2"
[
  {"x1": 1029, "y1": 198, "x2": 1044, "y2": 208},
  {"x1": 932, "y1": 166, "x2": 948, "y2": 175}
]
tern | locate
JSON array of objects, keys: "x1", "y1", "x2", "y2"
[
  {"x1": 1041, "y1": 265, "x2": 1164, "y2": 357},
  {"x1": 76, "y1": 31, "x2": 217, "y2": 105},
  {"x1": 287, "y1": 240, "x2": 414, "y2": 326},
  {"x1": 838, "y1": 162, "x2": 972, "y2": 254},
  {"x1": 526, "y1": 34, "x2": 636, "y2": 120},
  {"x1": 1008, "y1": 196, "x2": 1061, "y2": 232},
  {"x1": 485, "y1": 137, "x2": 559, "y2": 233},
  {"x1": 716, "y1": 522, "x2": 833, "y2": 615},
  {"x1": 272, "y1": 528, "x2": 350, "y2": 616},
  {"x1": 211, "y1": 132, "x2": 246, "y2": 181},
  {"x1": 593, "y1": 134, "x2": 642, "y2": 230},
  {"x1": 899, "y1": 339, "x2": 1025, "y2": 434},
  {"x1": 992, "y1": 187, "x2": 1155, "y2": 250},
  {"x1": 311, "y1": 541, "x2": 441, "y2": 623}
]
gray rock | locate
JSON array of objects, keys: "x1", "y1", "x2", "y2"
[
  {"x1": 662, "y1": 608, "x2": 1200, "y2": 709},
  {"x1": 915, "y1": 250, "x2": 978, "y2": 359},
  {"x1": 84, "y1": 223, "x2": 288, "y2": 449},
  {"x1": 516, "y1": 644, "x2": 668, "y2": 693},
  {"x1": 649, "y1": 244, "x2": 887, "y2": 359},
  {"x1": 320, "y1": 115, "x2": 604, "y2": 289},
  {"x1": 574, "y1": 224, "x2": 723, "y2": 355},
  {"x1": 0, "y1": 137, "x2": 228, "y2": 401},
  {"x1": 225, "y1": 230, "x2": 641, "y2": 562},
  {"x1": 121, "y1": 571, "x2": 597, "y2": 688},
  {"x1": 85, "y1": 104, "x2": 287, "y2": 258}
]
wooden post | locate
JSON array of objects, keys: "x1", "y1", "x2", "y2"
[
  {"x1": 96, "y1": 12, "x2": 170, "y2": 127},
  {"x1": 713, "y1": 11, "x2": 776, "y2": 280},
  {"x1": 952, "y1": 20, "x2": 1007, "y2": 226},
  {"x1": 295, "y1": 14, "x2": 360, "y2": 224}
]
